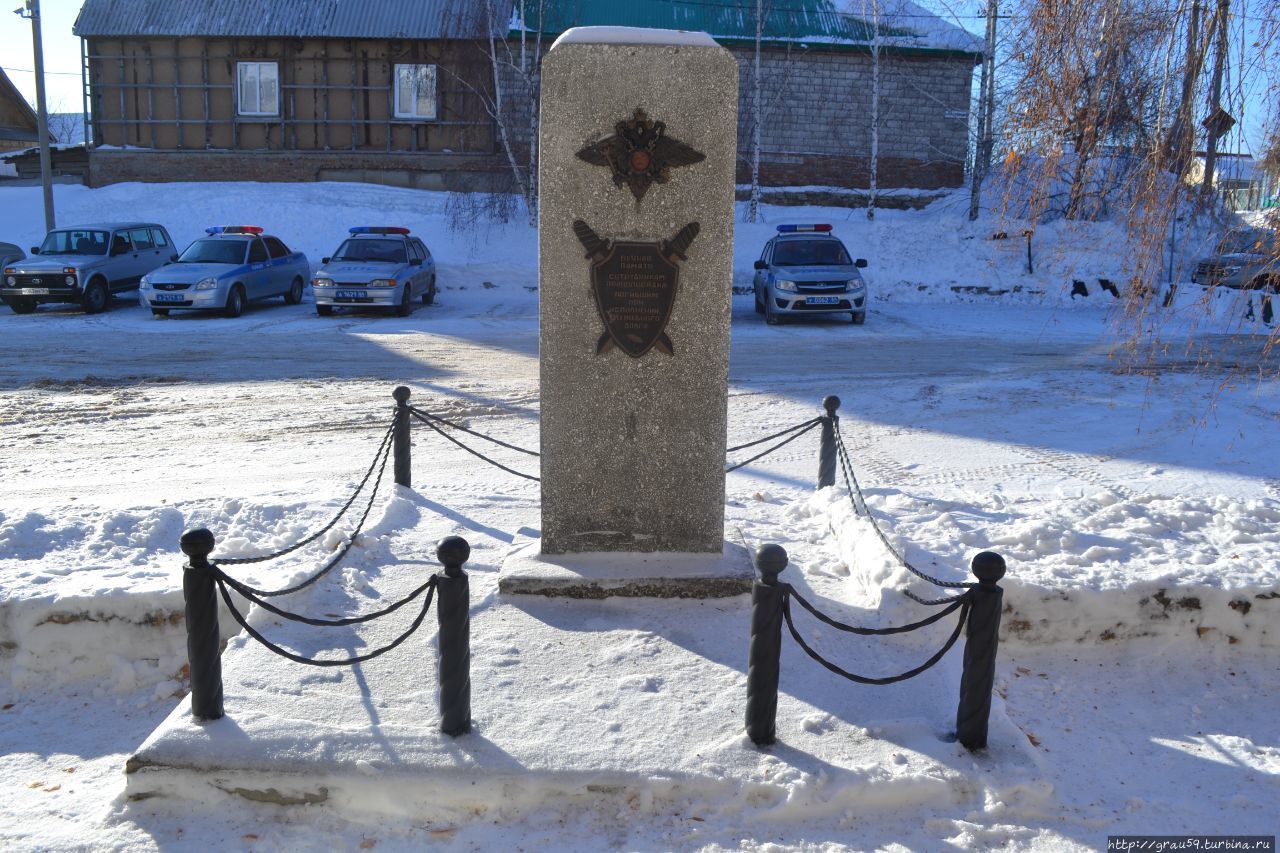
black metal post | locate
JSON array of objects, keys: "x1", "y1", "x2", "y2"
[
  {"x1": 818, "y1": 395, "x2": 840, "y2": 489},
  {"x1": 746, "y1": 543, "x2": 788, "y2": 746},
  {"x1": 435, "y1": 535, "x2": 471, "y2": 737},
  {"x1": 180, "y1": 528, "x2": 224, "y2": 721},
  {"x1": 956, "y1": 551, "x2": 1006, "y2": 750},
  {"x1": 393, "y1": 385, "x2": 411, "y2": 488}
]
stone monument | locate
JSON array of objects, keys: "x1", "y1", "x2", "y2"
[{"x1": 499, "y1": 26, "x2": 746, "y2": 598}]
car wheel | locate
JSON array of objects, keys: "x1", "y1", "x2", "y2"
[
  {"x1": 316, "y1": 304, "x2": 334, "y2": 316},
  {"x1": 851, "y1": 311, "x2": 866, "y2": 325},
  {"x1": 285, "y1": 276, "x2": 304, "y2": 305},
  {"x1": 395, "y1": 283, "x2": 412, "y2": 317},
  {"x1": 754, "y1": 293, "x2": 764, "y2": 315},
  {"x1": 6, "y1": 297, "x2": 37, "y2": 314},
  {"x1": 81, "y1": 279, "x2": 109, "y2": 314},
  {"x1": 765, "y1": 300, "x2": 780, "y2": 325},
  {"x1": 422, "y1": 275, "x2": 436, "y2": 305},
  {"x1": 224, "y1": 284, "x2": 245, "y2": 318},
  {"x1": 151, "y1": 308, "x2": 170, "y2": 317}
]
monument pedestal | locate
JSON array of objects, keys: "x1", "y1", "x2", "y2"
[
  {"x1": 536, "y1": 27, "x2": 740, "y2": 587},
  {"x1": 498, "y1": 532, "x2": 752, "y2": 599}
]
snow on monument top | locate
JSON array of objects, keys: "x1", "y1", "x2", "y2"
[{"x1": 551, "y1": 26, "x2": 719, "y2": 50}]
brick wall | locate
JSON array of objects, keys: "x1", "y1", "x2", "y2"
[
  {"x1": 730, "y1": 46, "x2": 974, "y2": 189},
  {"x1": 88, "y1": 149, "x2": 512, "y2": 191},
  {"x1": 86, "y1": 40, "x2": 975, "y2": 192},
  {"x1": 502, "y1": 44, "x2": 974, "y2": 190}
]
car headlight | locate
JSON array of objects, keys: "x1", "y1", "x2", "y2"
[
  {"x1": 312, "y1": 278, "x2": 333, "y2": 287},
  {"x1": 369, "y1": 279, "x2": 397, "y2": 288},
  {"x1": 194, "y1": 277, "x2": 218, "y2": 290},
  {"x1": 140, "y1": 275, "x2": 151, "y2": 287},
  {"x1": 846, "y1": 278, "x2": 865, "y2": 291},
  {"x1": 1219, "y1": 265, "x2": 1242, "y2": 276},
  {"x1": 774, "y1": 279, "x2": 797, "y2": 292}
]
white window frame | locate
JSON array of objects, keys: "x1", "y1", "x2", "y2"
[
  {"x1": 237, "y1": 61, "x2": 280, "y2": 117},
  {"x1": 393, "y1": 64, "x2": 438, "y2": 121}
]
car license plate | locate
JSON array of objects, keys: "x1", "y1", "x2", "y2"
[
  {"x1": 21, "y1": 288, "x2": 49, "y2": 295},
  {"x1": 807, "y1": 296, "x2": 840, "y2": 305},
  {"x1": 336, "y1": 290, "x2": 366, "y2": 299},
  {"x1": 154, "y1": 293, "x2": 185, "y2": 303}
]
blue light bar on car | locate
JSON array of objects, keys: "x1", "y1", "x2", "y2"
[
  {"x1": 349, "y1": 226, "x2": 411, "y2": 235},
  {"x1": 205, "y1": 225, "x2": 264, "y2": 235},
  {"x1": 776, "y1": 224, "x2": 833, "y2": 233}
]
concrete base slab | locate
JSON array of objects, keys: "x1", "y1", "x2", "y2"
[
  {"x1": 124, "y1": 584, "x2": 1047, "y2": 828},
  {"x1": 497, "y1": 533, "x2": 754, "y2": 599}
]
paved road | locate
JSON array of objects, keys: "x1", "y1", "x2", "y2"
[{"x1": 0, "y1": 296, "x2": 1268, "y2": 390}]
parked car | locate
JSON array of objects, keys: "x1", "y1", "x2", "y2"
[
  {"x1": 752, "y1": 224, "x2": 869, "y2": 325},
  {"x1": 0, "y1": 242, "x2": 23, "y2": 271},
  {"x1": 139, "y1": 226, "x2": 310, "y2": 317},
  {"x1": 2, "y1": 222, "x2": 175, "y2": 314},
  {"x1": 1190, "y1": 226, "x2": 1280, "y2": 291},
  {"x1": 311, "y1": 226, "x2": 437, "y2": 317}
]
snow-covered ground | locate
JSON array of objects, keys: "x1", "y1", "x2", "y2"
[{"x1": 0, "y1": 181, "x2": 1276, "y2": 851}]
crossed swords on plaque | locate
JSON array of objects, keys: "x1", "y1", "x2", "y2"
[{"x1": 573, "y1": 219, "x2": 700, "y2": 358}]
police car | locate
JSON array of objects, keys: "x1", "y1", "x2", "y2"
[
  {"x1": 311, "y1": 227, "x2": 437, "y2": 317},
  {"x1": 138, "y1": 226, "x2": 310, "y2": 318},
  {"x1": 752, "y1": 224, "x2": 869, "y2": 325}
]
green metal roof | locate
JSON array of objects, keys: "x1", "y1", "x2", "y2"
[{"x1": 518, "y1": 0, "x2": 918, "y2": 46}]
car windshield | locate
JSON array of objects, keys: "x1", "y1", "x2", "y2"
[
  {"x1": 1215, "y1": 229, "x2": 1271, "y2": 255},
  {"x1": 39, "y1": 229, "x2": 110, "y2": 256},
  {"x1": 177, "y1": 239, "x2": 247, "y2": 265},
  {"x1": 331, "y1": 239, "x2": 407, "y2": 264},
  {"x1": 772, "y1": 239, "x2": 852, "y2": 266}
]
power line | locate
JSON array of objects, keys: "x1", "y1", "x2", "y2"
[{"x1": 1, "y1": 65, "x2": 82, "y2": 76}]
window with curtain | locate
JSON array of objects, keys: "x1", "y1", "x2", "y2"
[
  {"x1": 237, "y1": 62, "x2": 279, "y2": 116},
  {"x1": 394, "y1": 64, "x2": 437, "y2": 120}
]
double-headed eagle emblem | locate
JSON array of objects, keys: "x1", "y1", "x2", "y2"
[{"x1": 576, "y1": 108, "x2": 706, "y2": 202}]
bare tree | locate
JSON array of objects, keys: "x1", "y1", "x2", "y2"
[
  {"x1": 748, "y1": 0, "x2": 765, "y2": 223},
  {"x1": 864, "y1": 0, "x2": 882, "y2": 220},
  {"x1": 447, "y1": 0, "x2": 547, "y2": 226},
  {"x1": 1199, "y1": 0, "x2": 1230, "y2": 197},
  {"x1": 43, "y1": 99, "x2": 83, "y2": 145},
  {"x1": 743, "y1": 0, "x2": 798, "y2": 223},
  {"x1": 1006, "y1": 0, "x2": 1175, "y2": 220}
]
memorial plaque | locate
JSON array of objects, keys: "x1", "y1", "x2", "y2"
[{"x1": 574, "y1": 219, "x2": 700, "y2": 357}]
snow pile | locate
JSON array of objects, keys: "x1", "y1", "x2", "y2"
[{"x1": 808, "y1": 485, "x2": 1280, "y2": 646}]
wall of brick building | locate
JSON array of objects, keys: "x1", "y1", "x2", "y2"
[
  {"x1": 499, "y1": 44, "x2": 975, "y2": 191},
  {"x1": 84, "y1": 38, "x2": 976, "y2": 191},
  {"x1": 88, "y1": 149, "x2": 512, "y2": 191},
  {"x1": 729, "y1": 46, "x2": 974, "y2": 189}
]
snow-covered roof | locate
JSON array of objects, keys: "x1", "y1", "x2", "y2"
[
  {"x1": 520, "y1": 0, "x2": 982, "y2": 57},
  {"x1": 0, "y1": 67, "x2": 40, "y2": 140},
  {"x1": 73, "y1": 0, "x2": 497, "y2": 39},
  {"x1": 832, "y1": 0, "x2": 984, "y2": 54}
]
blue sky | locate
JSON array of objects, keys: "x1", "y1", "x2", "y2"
[{"x1": 1, "y1": 0, "x2": 1271, "y2": 155}]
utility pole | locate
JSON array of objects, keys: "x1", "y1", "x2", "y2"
[
  {"x1": 1201, "y1": 0, "x2": 1229, "y2": 200},
  {"x1": 866, "y1": 0, "x2": 880, "y2": 221},
  {"x1": 748, "y1": 0, "x2": 763, "y2": 224},
  {"x1": 17, "y1": 0, "x2": 55, "y2": 231},
  {"x1": 968, "y1": 0, "x2": 997, "y2": 221}
]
